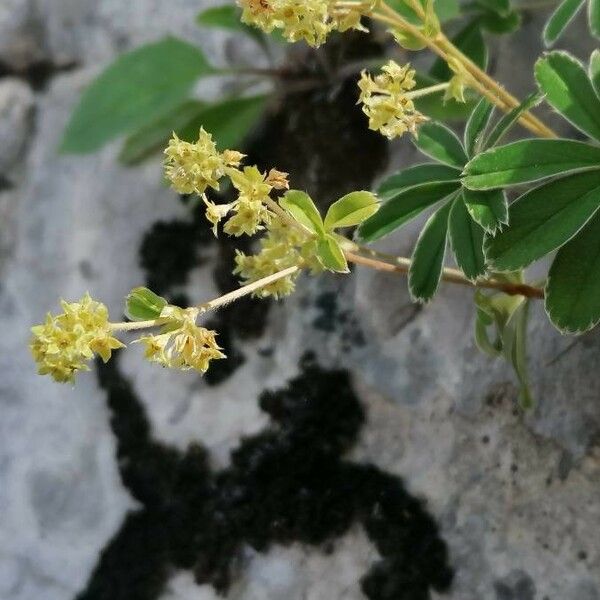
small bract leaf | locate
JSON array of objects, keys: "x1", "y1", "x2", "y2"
[
  {"x1": 543, "y1": 0, "x2": 585, "y2": 46},
  {"x1": 317, "y1": 234, "x2": 349, "y2": 273},
  {"x1": 414, "y1": 121, "x2": 468, "y2": 167},
  {"x1": 546, "y1": 209, "x2": 600, "y2": 333},
  {"x1": 280, "y1": 190, "x2": 325, "y2": 235},
  {"x1": 409, "y1": 199, "x2": 453, "y2": 302},
  {"x1": 484, "y1": 170, "x2": 600, "y2": 271},
  {"x1": 324, "y1": 191, "x2": 379, "y2": 230},
  {"x1": 463, "y1": 139, "x2": 600, "y2": 190},
  {"x1": 357, "y1": 181, "x2": 460, "y2": 242},
  {"x1": 535, "y1": 51, "x2": 600, "y2": 142},
  {"x1": 126, "y1": 287, "x2": 168, "y2": 321}
]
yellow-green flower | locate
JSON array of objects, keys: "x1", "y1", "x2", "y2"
[
  {"x1": 358, "y1": 60, "x2": 428, "y2": 139},
  {"x1": 238, "y1": 0, "x2": 372, "y2": 47},
  {"x1": 30, "y1": 293, "x2": 124, "y2": 383},
  {"x1": 234, "y1": 219, "x2": 322, "y2": 298},
  {"x1": 204, "y1": 198, "x2": 234, "y2": 236},
  {"x1": 136, "y1": 306, "x2": 226, "y2": 373},
  {"x1": 164, "y1": 128, "x2": 244, "y2": 195}
]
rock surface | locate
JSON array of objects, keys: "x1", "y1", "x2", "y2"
[{"x1": 0, "y1": 2, "x2": 599, "y2": 600}]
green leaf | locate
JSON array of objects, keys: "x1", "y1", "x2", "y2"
[
  {"x1": 413, "y1": 72, "x2": 477, "y2": 121},
  {"x1": 503, "y1": 300, "x2": 533, "y2": 409},
  {"x1": 414, "y1": 122, "x2": 468, "y2": 167},
  {"x1": 462, "y1": 188, "x2": 508, "y2": 234},
  {"x1": 377, "y1": 163, "x2": 462, "y2": 201},
  {"x1": 430, "y1": 21, "x2": 487, "y2": 81},
  {"x1": 61, "y1": 37, "x2": 213, "y2": 153},
  {"x1": 196, "y1": 4, "x2": 268, "y2": 46},
  {"x1": 177, "y1": 95, "x2": 266, "y2": 150},
  {"x1": 357, "y1": 181, "x2": 460, "y2": 242},
  {"x1": 589, "y1": 49, "x2": 600, "y2": 98},
  {"x1": 535, "y1": 51, "x2": 600, "y2": 142},
  {"x1": 475, "y1": 289, "x2": 533, "y2": 408},
  {"x1": 280, "y1": 190, "x2": 325, "y2": 235},
  {"x1": 409, "y1": 199, "x2": 453, "y2": 301},
  {"x1": 589, "y1": 0, "x2": 600, "y2": 38},
  {"x1": 484, "y1": 170, "x2": 600, "y2": 270},
  {"x1": 476, "y1": 0, "x2": 510, "y2": 16},
  {"x1": 483, "y1": 91, "x2": 543, "y2": 149},
  {"x1": 119, "y1": 100, "x2": 206, "y2": 165},
  {"x1": 545, "y1": 209, "x2": 600, "y2": 333},
  {"x1": 126, "y1": 287, "x2": 168, "y2": 321},
  {"x1": 324, "y1": 191, "x2": 379, "y2": 230},
  {"x1": 317, "y1": 234, "x2": 349, "y2": 272},
  {"x1": 449, "y1": 194, "x2": 486, "y2": 280},
  {"x1": 543, "y1": 0, "x2": 585, "y2": 46},
  {"x1": 120, "y1": 95, "x2": 266, "y2": 165},
  {"x1": 480, "y1": 10, "x2": 521, "y2": 33},
  {"x1": 464, "y1": 98, "x2": 494, "y2": 158},
  {"x1": 463, "y1": 139, "x2": 600, "y2": 190}
]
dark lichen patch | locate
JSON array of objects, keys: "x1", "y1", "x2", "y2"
[
  {"x1": 313, "y1": 290, "x2": 367, "y2": 351},
  {"x1": 80, "y1": 353, "x2": 452, "y2": 600}
]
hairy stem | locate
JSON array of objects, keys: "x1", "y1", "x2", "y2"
[
  {"x1": 345, "y1": 247, "x2": 544, "y2": 298},
  {"x1": 371, "y1": 2, "x2": 557, "y2": 138},
  {"x1": 110, "y1": 265, "x2": 300, "y2": 332}
]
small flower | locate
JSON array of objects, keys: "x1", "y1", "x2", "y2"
[
  {"x1": 229, "y1": 166, "x2": 273, "y2": 202},
  {"x1": 224, "y1": 198, "x2": 270, "y2": 237},
  {"x1": 265, "y1": 168, "x2": 290, "y2": 190},
  {"x1": 164, "y1": 128, "x2": 229, "y2": 195},
  {"x1": 443, "y1": 57, "x2": 469, "y2": 104},
  {"x1": 137, "y1": 306, "x2": 226, "y2": 373},
  {"x1": 204, "y1": 197, "x2": 234, "y2": 236},
  {"x1": 30, "y1": 293, "x2": 124, "y2": 383},
  {"x1": 233, "y1": 219, "x2": 322, "y2": 298},
  {"x1": 358, "y1": 60, "x2": 428, "y2": 139}
]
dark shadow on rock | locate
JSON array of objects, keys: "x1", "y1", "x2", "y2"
[{"x1": 78, "y1": 353, "x2": 453, "y2": 600}]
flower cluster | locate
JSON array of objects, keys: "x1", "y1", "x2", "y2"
[
  {"x1": 30, "y1": 294, "x2": 124, "y2": 383},
  {"x1": 237, "y1": 0, "x2": 376, "y2": 47},
  {"x1": 165, "y1": 129, "x2": 290, "y2": 238},
  {"x1": 164, "y1": 128, "x2": 244, "y2": 195},
  {"x1": 234, "y1": 219, "x2": 322, "y2": 298},
  {"x1": 358, "y1": 60, "x2": 428, "y2": 139},
  {"x1": 137, "y1": 306, "x2": 225, "y2": 372}
]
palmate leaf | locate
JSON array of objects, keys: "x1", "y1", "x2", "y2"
[
  {"x1": 484, "y1": 170, "x2": 600, "y2": 271},
  {"x1": 357, "y1": 181, "x2": 460, "y2": 241},
  {"x1": 535, "y1": 51, "x2": 600, "y2": 142},
  {"x1": 449, "y1": 194, "x2": 486, "y2": 280},
  {"x1": 377, "y1": 164, "x2": 462, "y2": 201},
  {"x1": 462, "y1": 188, "x2": 508, "y2": 234},
  {"x1": 61, "y1": 37, "x2": 214, "y2": 153},
  {"x1": 463, "y1": 139, "x2": 600, "y2": 190},
  {"x1": 409, "y1": 198, "x2": 454, "y2": 302},
  {"x1": 543, "y1": 0, "x2": 586, "y2": 46},
  {"x1": 546, "y1": 209, "x2": 600, "y2": 333},
  {"x1": 414, "y1": 122, "x2": 468, "y2": 167}
]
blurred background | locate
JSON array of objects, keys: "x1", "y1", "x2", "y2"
[{"x1": 1, "y1": 1, "x2": 600, "y2": 599}]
